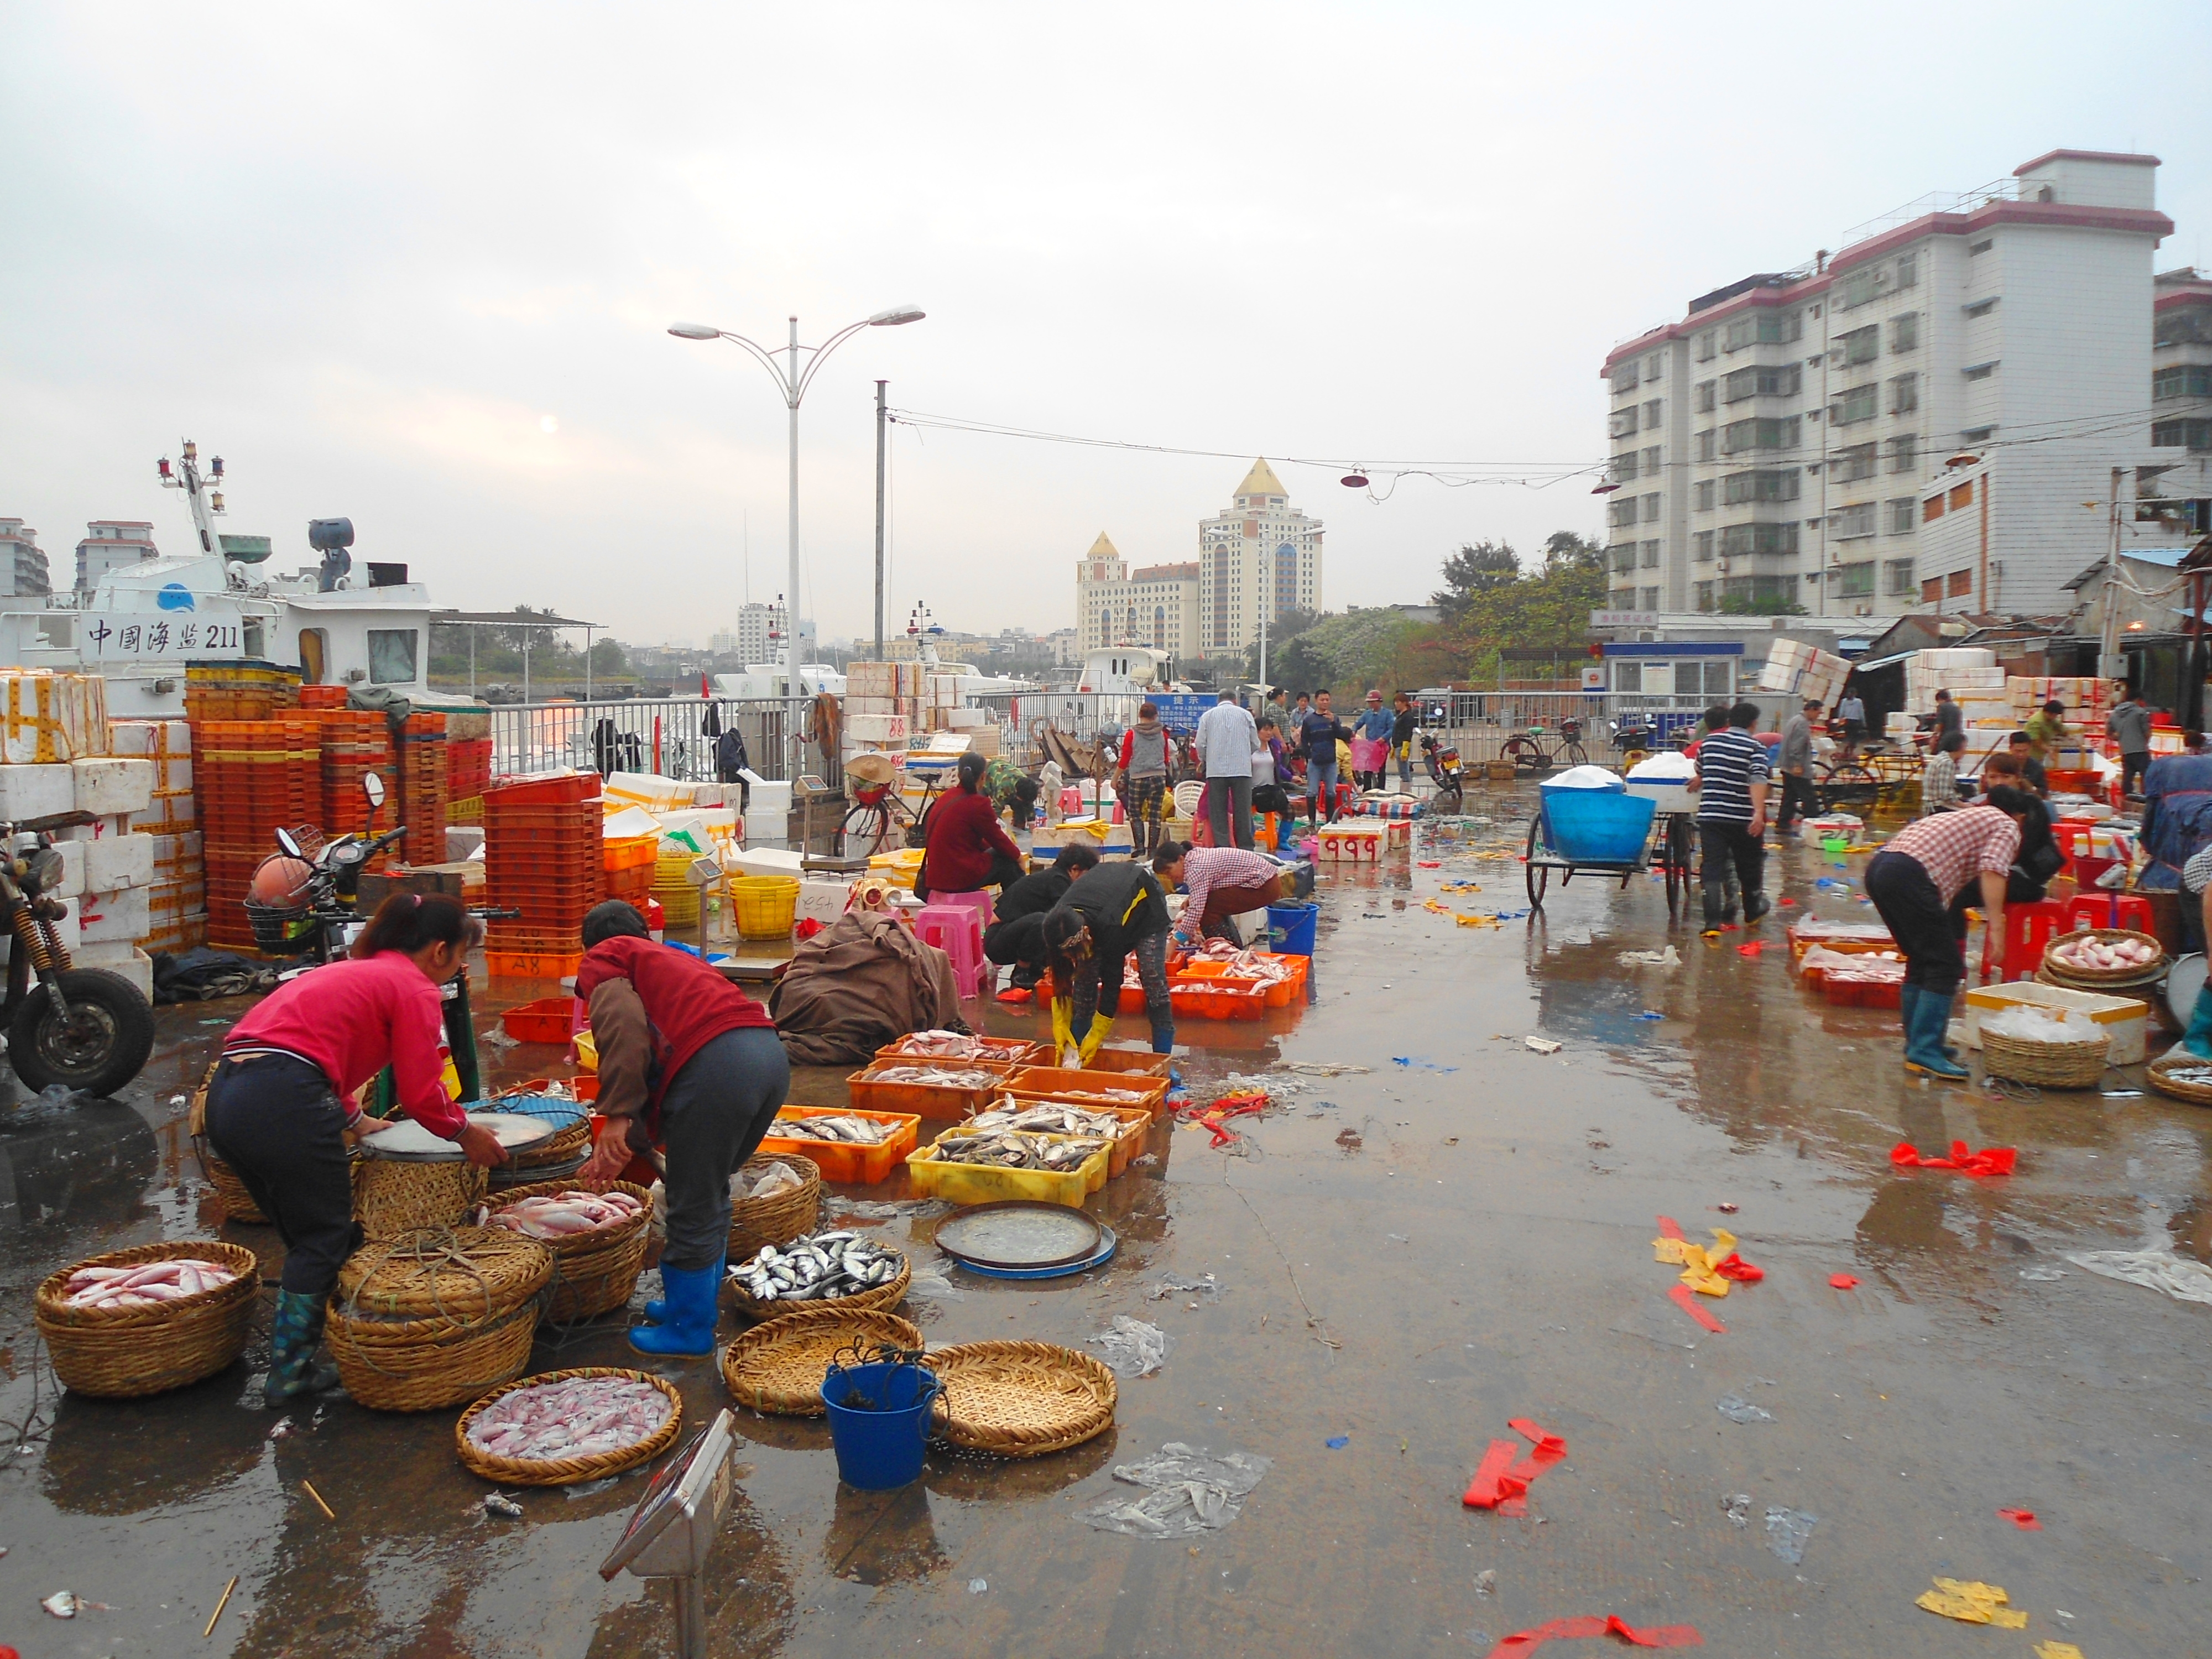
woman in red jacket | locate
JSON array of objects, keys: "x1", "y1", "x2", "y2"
[
  {"x1": 574, "y1": 900, "x2": 789, "y2": 1357},
  {"x1": 916, "y1": 752, "x2": 1026, "y2": 901},
  {"x1": 206, "y1": 893, "x2": 507, "y2": 1404}
]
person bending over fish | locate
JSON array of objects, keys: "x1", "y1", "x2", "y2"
[
  {"x1": 573, "y1": 900, "x2": 790, "y2": 1357},
  {"x1": 1040, "y1": 860, "x2": 1177, "y2": 1066}
]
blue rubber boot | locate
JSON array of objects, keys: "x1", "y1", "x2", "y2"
[
  {"x1": 2184, "y1": 982, "x2": 2212, "y2": 1060},
  {"x1": 629, "y1": 1259, "x2": 723, "y2": 1358},
  {"x1": 264, "y1": 1289, "x2": 341, "y2": 1405},
  {"x1": 1903, "y1": 989, "x2": 1970, "y2": 1079},
  {"x1": 1897, "y1": 982, "x2": 1921, "y2": 1041}
]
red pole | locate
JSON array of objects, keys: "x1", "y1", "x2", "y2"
[{"x1": 653, "y1": 715, "x2": 663, "y2": 776}]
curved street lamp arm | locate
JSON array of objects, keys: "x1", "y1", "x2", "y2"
[
  {"x1": 792, "y1": 317, "x2": 877, "y2": 404},
  {"x1": 707, "y1": 330, "x2": 799, "y2": 402}
]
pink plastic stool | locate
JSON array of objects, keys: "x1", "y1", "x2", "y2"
[
  {"x1": 2064, "y1": 891, "x2": 2151, "y2": 935},
  {"x1": 916, "y1": 903, "x2": 989, "y2": 999}
]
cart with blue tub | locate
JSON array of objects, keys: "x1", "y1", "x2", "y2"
[{"x1": 1524, "y1": 776, "x2": 1696, "y2": 912}]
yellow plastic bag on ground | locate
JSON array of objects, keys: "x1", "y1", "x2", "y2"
[{"x1": 1916, "y1": 1579, "x2": 2028, "y2": 1629}]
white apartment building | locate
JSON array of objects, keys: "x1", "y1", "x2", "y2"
[
  {"x1": 1602, "y1": 149, "x2": 2178, "y2": 621},
  {"x1": 732, "y1": 600, "x2": 789, "y2": 663},
  {"x1": 2151, "y1": 268, "x2": 2212, "y2": 523},
  {"x1": 75, "y1": 519, "x2": 158, "y2": 593},
  {"x1": 0, "y1": 519, "x2": 53, "y2": 597},
  {"x1": 1075, "y1": 533, "x2": 1201, "y2": 656},
  {"x1": 1197, "y1": 459, "x2": 1323, "y2": 654}
]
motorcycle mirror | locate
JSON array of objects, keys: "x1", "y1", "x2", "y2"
[
  {"x1": 274, "y1": 827, "x2": 304, "y2": 860},
  {"x1": 363, "y1": 772, "x2": 387, "y2": 810}
]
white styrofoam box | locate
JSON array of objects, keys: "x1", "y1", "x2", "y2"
[
  {"x1": 1961, "y1": 980, "x2": 2148, "y2": 1066},
  {"x1": 158, "y1": 755, "x2": 192, "y2": 793},
  {"x1": 795, "y1": 877, "x2": 854, "y2": 924},
  {"x1": 0, "y1": 764, "x2": 76, "y2": 819},
  {"x1": 71, "y1": 757, "x2": 155, "y2": 816},
  {"x1": 731, "y1": 847, "x2": 804, "y2": 879},
  {"x1": 846, "y1": 714, "x2": 909, "y2": 744},
  {"x1": 72, "y1": 938, "x2": 135, "y2": 968},
  {"x1": 108, "y1": 717, "x2": 189, "y2": 757},
  {"x1": 76, "y1": 885, "x2": 150, "y2": 944},
  {"x1": 49, "y1": 835, "x2": 86, "y2": 898},
  {"x1": 43, "y1": 897, "x2": 81, "y2": 952},
  {"x1": 844, "y1": 695, "x2": 896, "y2": 717},
  {"x1": 748, "y1": 780, "x2": 794, "y2": 816},
  {"x1": 84, "y1": 833, "x2": 154, "y2": 891},
  {"x1": 53, "y1": 815, "x2": 130, "y2": 843},
  {"x1": 446, "y1": 825, "x2": 486, "y2": 859},
  {"x1": 119, "y1": 948, "x2": 154, "y2": 1001},
  {"x1": 946, "y1": 708, "x2": 985, "y2": 729},
  {"x1": 845, "y1": 661, "x2": 894, "y2": 698}
]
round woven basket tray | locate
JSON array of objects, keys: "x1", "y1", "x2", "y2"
[
  {"x1": 454, "y1": 1366, "x2": 684, "y2": 1486},
  {"x1": 2040, "y1": 928, "x2": 2167, "y2": 985},
  {"x1": 34, "y1": 1240, "x2": 262, "y2": 1399},
  {"x1": 192, "y1": 1136, "x2": 270, "y2": 1225},
  {"x1": 354, "y1": 1156, "x2": 490, "y2": 1240},
  {"x1": 2146, "y1": 1052, "x2": 2212, "y2": 1106},
  {"x1": 927, "y1": 1340, "x2": 1117, "y2": 1458},
  {"x1": 337, "y1": 1227, "x2": 554, "y2": 1319},
  {"x1": 1981, "y1": 1027, "x2": 2111, "y2": 1089},
  {"x1": 485, "y1": 1181, "x2": 653, "y2": 1323},
  {"x1": 721, "y1": 1306, "x2": 925, "y2": 1416},
  {"x1": 509, "y1": 1119, "x2": 592, "y2": 1170},
  {"x1": 728, "y1": 1153, "x2": 821, "y2": 1263},
  {"x1": 724, "y1": 1254, "x2": 911, "y2": 1325}
]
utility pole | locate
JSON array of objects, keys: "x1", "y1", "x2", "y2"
[
  {"x1": 2098, "y1": 465, "x2": 2128, "y2": 679},
  {"x1": 874, "y1": 380, "x2": 888, "y2": 661}
]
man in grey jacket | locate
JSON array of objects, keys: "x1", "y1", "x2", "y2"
[
  {"x1": 2109, "y1": 687, "x2": 2154, "y2": 799},
  {"x1": 1774, "y1": 697, "x2": 1820, "y2": 835},
  {"x1": 1193, "y1": 690, "x2": 1260, "y2": 850}
]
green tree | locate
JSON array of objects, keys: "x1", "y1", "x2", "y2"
[
  {"x1": 1716, "y1": 593, "x2": 1807, "y2": 617},
  {"x1": 1431, "y1": 540, "x2": 1522, "y2": 624},
  {"x1": 589, "y1": 638, "x2": 629, "y2": 674},
  {"x1": 1445, "y1": 530, "x2": 1608, "y2": 683},
  {"x1": 1246, "y1": 608, "x2": 1323, "y2": 684}
]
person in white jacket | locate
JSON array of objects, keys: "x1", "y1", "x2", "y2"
[{"x1": 1193, "y1": 691, "x2": 1260, "y2": 850}]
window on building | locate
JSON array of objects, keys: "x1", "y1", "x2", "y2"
[
  {"x1": 1721, "y1": 311, "x2": 1803, "y2": 351},
  {"x1": 1890, "y1": 312, "x2": 1919, "y2": 353},
  {"x1": 1831, "y1": 502, "x2": 1877, "y2": 540},
  {"x1": 1837, "y1": 265, "x2": 1885, "y2": 311},
  {"x1": 1885, "y1": 558, "x2": 1916, "y2": 594},
  {"x1": 1694, "y1": 580, "x2": 1715, "y2": 611},
  {"x1": 1609, "y1": 406, "x2": 1639, "y2": 439},
  {"x1": 1890, "y1": 373, "x2": 1919, "y2": 415},
  {"x1": 1834, "y1": 444, "x2": 1877, "y2": 483},
  {"x1": 1694, "y1": 379, "x2": 1716, "y2": 412},
  {"x1": 1886, "y1": 497, "x2": 1917, "y2": 535},
  {"x1": 1694, "y1": 480, "x2": 1715, "y2": 512},
  {"x1": 1606, "y1": 495, "x2": 1639, "y2": 529},
  {"x1": 1640, "y1": 541, "x2": 1660, "y2": 568},
  {"x1": 1611, "y1": 452, "x2": 1638, "y2": 482},
  {"x1": 1969, "y1": 238, "x2": 1993, "y2": 255},
  {"x1": 1721, "y1": 469, "x2": 1801, "y2": 504},
  {"x1": 1611, "y1": 587, "x2": 1638, "y2": 609},
  {"x1": 2152, "y1": 419, "x2": 2212, "y2": 449},
  {"x1": 368, "y1": 629, "x2": 419, "y2": 686},
  {"x1": 1720, "y1": 416, "x2": 1800, "y2": 453},
  {"x1": 1947, "y1": 569, "x2": 1973, "y2": 597},
  {"x1": 1921, "y1": 576, "x2": 1943, "y2": 603},
  {"x1": 1642, "y1": 445, "x2": 1661, "y2": 474},
  {"x1": 1611, "y1": 543, "x2": 1637, "y2": 573},
  {"x1": 1721, "y1": 363, "x2": 1803, "y2": 403},
  {"x1": 1832, "y1": 383, "x2": 1880, "y2": 425},
  {"x1": 1642, "y1": 493, "x2": 1661, "y2": 523},
  {"x1": 1611, "y1": 362, "x2": 1640, "y2": 394},
  {"x1": 1643, "y1": 399, "x2": 1662, "y2": 427},
  {"x1": 1695, "y1": 429, "x2": 1717, "y2": 462},
  {"x1": 1923, "y1": 494, "x2": 1944, "y2": 523},
  {"x1": 2153, "y1": 366, "x2": 2212, "y2": 400},
  {"x1": 1647, "y1": 353, "x2": 1662, "y2": 379},
  {"x1": 1719, "y1": 521, "x2": 1799, "y2": 556},
  {"x1": 1640, "y1": 586, "x2": 1661, "y2": 612},
  {"x1": 1961, "y1": 425, "x2": 1996, "y2": 442},
  {"x1": 1837, "y1": 561, "x2": 1876, "y2": 598},
  {"x1": 1897, "y1": 252, "x2": 1919, "y2": 289},
  {"x1": 1693, "y1": 530, "x2": 1715, "y2": 561},
  {"x1": 1949, "y1": 482, "x2": 1975, "y2": 512},
  {"x1": 1965, "y1": 298, "x2": 1999, "y2": 319},
  {"x1": 1721, "y1": 574, "x2": 1798, "y2": 606},
  {"x1": 1696, "y1": 331, "x2": 1717, "y2": 361},
  {"x1": 1838, "y1": 325, "x2": 1880, "y2": 366}
]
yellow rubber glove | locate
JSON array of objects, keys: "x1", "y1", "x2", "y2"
[{"x1": 1076, "y1": 1015, "x2": 1113, "y2": 1066}]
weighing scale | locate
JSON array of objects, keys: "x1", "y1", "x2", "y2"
[{"x1": 599, "y1": 1410, "x2": 740, "y2": 1659}]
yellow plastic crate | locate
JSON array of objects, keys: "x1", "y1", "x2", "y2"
[{"x1": 903, "y1": 1133, "x2": 1109, "y2": 1209}]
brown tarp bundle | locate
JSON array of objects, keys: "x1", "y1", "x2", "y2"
[{"x1": 768, "y1": 907, "x2": 968, "y2": 1065}]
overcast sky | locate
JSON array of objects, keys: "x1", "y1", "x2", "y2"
[{"x1": 4, "y1": 2, "x2": 2207, "y2": 648}]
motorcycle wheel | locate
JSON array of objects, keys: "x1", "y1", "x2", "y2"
[{"x1": 9, "y1": 968, "x2": 156, "y2": 1098}]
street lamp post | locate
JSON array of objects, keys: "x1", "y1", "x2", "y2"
[{"x1": 670, "y1": 306, "x2": 924, "y2": 774}]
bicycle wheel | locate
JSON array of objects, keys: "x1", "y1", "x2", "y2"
[
  {"x1": 1504, "y1": 738, "x2": 1542, "y2": 774},
  {"x1": 1663, "y1": 815, "x2": 1692, "y2": 911},
  {"x1": 1525, "y1": 815, "x2": 1549, "y2": 908},
  {"x1": 840, "y1": 801, "x2": 891, "y2": 859},
  {"x1": 1563, "y1": 742, "x2": 1589, "y2": 767},
  {"x1": 1818, "y1": 763, "x2": 1879, "y2": 811}
]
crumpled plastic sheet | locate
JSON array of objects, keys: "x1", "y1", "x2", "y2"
[
  {"x1": 1484, "y1": 1614, "x2": 1704, "y2": 1656},
  {"x1": 1147, "y1": 1274, "x2": 1220, "y2": 1301},
  {"x1": 1088, "y1": 1316, "x2": 1171, "y2": 1377},
  {"x1": 1915, "y1": 1578, "x2": 2028, "y2": 1628},
  {"x1": 1715, "y1": 1395, "x2": 1773, "y2": 1425},
  {"x1": 1616, "y1": 947, "x2": 1681, "y2": 968},
  {"x1": 823, "y1": 1195, "x2": 954, "y2": 1223},
  {"x1": 1666, "y1": 1284, "x2": 1727, "y2": 1334},
  {"x1": 1891, "y1": 1140, "x2": 2018, "y2": 1177},
  {"x1": 1652, "y1": 1218, "x2": 1762, "y2": 1298},
  {"x1": 1079, "y1": 1443, "x2": 1271, "y2": 1538},
  {"x1": 1719, "y1": 1493, "x2": 1751, "y2": 1526},
  {"x1": 2064, "y1": 1248, "x2": 2212, "y2": 1306},
  {"x1": 1764, "y1": 1506, "x2": 1818, "y2": 1563},
  {"x1": 1462, "y1": 1419, "x2": 1567, "y2": 1515}
]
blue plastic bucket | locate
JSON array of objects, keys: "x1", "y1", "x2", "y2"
[
  {"x1": 1266, "y1": 901, "x2": 1319, "y2": 956},
  {"x1": 1538, "y1": 786, "x2": 1655, "y2": 864},
  {"x1": 821, "y1": 1359, "x2": 941, "y2": 1490}
]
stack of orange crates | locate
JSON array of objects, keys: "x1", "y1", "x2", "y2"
[
  {"x1": 396, "y1": 711, "x2": 448, "y2": 864},
  {"x1": 446, "y1": 737, "x2": 493, "y2": 825},
  {"x1": 196, "y1": 718, "x2": 316, "y2": 951},
  {"x1": 316, "y1": 711, "x2": 393, "y2": 840},
  {"x1": 483, "y1": 775, "x2": 603, "y2": 977},
  {"x1": 298, "y1": 686, "x2": 349, "y2": 710}
]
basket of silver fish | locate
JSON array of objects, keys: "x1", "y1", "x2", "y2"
[
  {"x1": 455, "y1": 1366, "x2": 683, "y2": 1486},
  {"x1": 2147, "y1": 1051, "x2": 2212, "y2": 1107},
  {"x1": 905, "y1": 1126, "x2": 1114, "y2": 1209},
  {"x1": 483, "y1": 1182, "x2": 653, "y2": 1322},
  {"x1": 727, "y1": 1153, "x2": 821, "y2": 1262},
  {"x1": 326, "y1": 1228, "x2": 554, "y2": 1413},
  {"x1": 726, "y1": 1228, "x2": 912, "y2": 1322},
  {"x1": 964, "y1": 1099, "x2": 1151, "y2": 1178},
  {"x1": 35, "y1": 1241, "x2": 261, "y2": 1399}
]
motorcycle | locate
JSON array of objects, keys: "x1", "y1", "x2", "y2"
[
  {"x1": 1418, "y1": 728, "x2": 1464, "y2": 812},
  {"x1": 0, "y1": 827, "x2": 156, "y2": 1097}
]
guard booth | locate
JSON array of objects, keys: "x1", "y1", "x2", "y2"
[{"x1": 1603, "y1": 641, "x2": 1742, "y2": 743}]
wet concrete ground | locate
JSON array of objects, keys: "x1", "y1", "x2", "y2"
[{"x1": 2, "y1": 780, "x2": 2208, "y2": 1657}]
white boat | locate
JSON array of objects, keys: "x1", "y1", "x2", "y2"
[{"x1": 0, "y1": 442, "x2": 440, "y2": 716}]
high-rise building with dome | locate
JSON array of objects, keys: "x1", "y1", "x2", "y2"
[{"x1": 1197, "y1": 459, "x2": 1323, "y2": 653}]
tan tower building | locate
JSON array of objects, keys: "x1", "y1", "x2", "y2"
[{"x1": 1197, "y1": 460, "x2": 1323, "y2": 654}]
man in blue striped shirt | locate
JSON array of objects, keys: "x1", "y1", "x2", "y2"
[{"x1": 1693, "y1": 700, "x2": 1772, "y2": 928}]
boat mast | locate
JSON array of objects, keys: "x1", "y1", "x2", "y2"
[{"x1": 156, "y1": 440, "x2": 226, "y2": 556}]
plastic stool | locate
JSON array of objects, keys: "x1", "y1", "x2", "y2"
[
  {"x1": 931, "y1": 886, "x2": 995, "y2": 931},
  {"x1": 915, "y1": 904, "x2": 989, "y2": 999},
  {"x1": 2065, "y1": 891, "x2": 2151, "y2": 934},
  {"x1": 1976, "y1": 898, "x2": 2068, "y2": 984}
]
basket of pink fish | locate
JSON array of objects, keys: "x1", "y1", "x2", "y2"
[
  {"x1": 35, "y1": 1240, "x2": 261, "y2": 1398},
  {"x1": 484, "y1": 1182, "x2": 653, "y2": 1322},
  {"x1": 455, "y1": 1366, "x2": 683, "y2": 1486}
]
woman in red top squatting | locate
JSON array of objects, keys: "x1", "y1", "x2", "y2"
[
  {"x1": 207, "y1": 893, "x2": 507, "y2": 1405},
  {"x1": 573, "y1": 899, "x2": 789, "y2": 1357},
  {"x1": 915, "y1": 752, "x2": 1025, "y2": 902}
]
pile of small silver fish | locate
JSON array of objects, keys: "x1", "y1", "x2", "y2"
[
  {"x1": 971, "y1": 1103, "x2": 1127, "y2": 1138},
  {"x1": 894, "y1": 1030, "x2": 1009, "y2": 1061},
  {"x1": 732, "y1": 1231, "x2": 905, "y2": 1302},
  {"x1": 928, "y1": 1128, "x2": 1111, "y2": 1170},
  {"x1": 867, "y1": 1066, "x2": 1001, "y2": 1089},
  {"x1": 465, "y1": 1375, "x2": 672, "y2": 1463},
  {"x1": 732, "y1": 1160, "x2": 805, "y2": 1200},
  {"x1": 771, "y1": 1113, "x2": 895, "y2": 1145},
  {"x1": 487, "y1": 1188, "x2": 644, "y2": 1240},
  {"x1": 62, "y1": 1258, "x2": 238, "y2": 1309}
]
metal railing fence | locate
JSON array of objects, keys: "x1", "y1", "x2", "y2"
[{"x1": 488, "y1": 697, "x2": 841, "y2": 789}]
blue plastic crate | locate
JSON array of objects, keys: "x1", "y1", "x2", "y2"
[{"x1": 1538, "y1": 786, "x2": 1655, "y2": 863}]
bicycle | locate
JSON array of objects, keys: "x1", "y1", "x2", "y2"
[
  {"x1": 838, "y1": 759, "x2": 946, "y2": 858},
  {"x1": 1500, "y1": 719, "x2": 1590, "y2": 774}
]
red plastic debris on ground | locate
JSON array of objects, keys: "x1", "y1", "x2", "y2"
[
  {"x1": 1829, "y1": 1274, "x2": 1860, "y2": 1290},
  {"x1": 1891, "y1": 1140, "x2": 2018, "y2": 1177},
  {"x1": 1654, "y1": 1215, "x2": 1686, "y2": 1240},
  {"x1": 1486, "y1": 1614, "x2": 1704, "y2": 1656},
  {"x1": 1713, "y1": 1253, "x2": 1764, "y2": 1283},
  {"x1": 1666, "y1": 1284, "x2": 1727, "y2": 1333},
  {"x1": 1997, "y1": 1508, "x2": 2042, "y2": 1530},
  {"x1": 1462, "y1": 1418, "x2": 1568, "y2": 1515},
  {"x1": 1777, "y1": 896, "x2": 1796, "y2": 906},
  {"x1": 1418, "y1": 860, "x2": 1442, "y2": 868},
  {"x1": 1181, "y1": 1091, "x2": 1270, "y2": 1148},
  {"x1": 995, "y1": 985, "x2": 1033, "y2": 1004},
  {"x1": 1735, "y1": 942, "x2": 1764, "y2": 958}
]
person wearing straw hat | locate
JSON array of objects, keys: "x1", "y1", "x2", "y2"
[
  {"x1": 575, "y1": 900, "x2": 789, "y2": 1358},
  {"x1": 207, "y1": 893, "x2": 505, "y2": 1405}
]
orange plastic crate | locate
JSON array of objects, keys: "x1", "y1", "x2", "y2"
[
  {"x1": 985, "y1": 1095, "x2": 1154, "y2": 1175},
  {"x1": 484, "y1": 948, "x2": 583, "y2": 980},
  {"x1": 873, "y1": 1035, "x2": 1047, "y2": 1070},
  {"x1": 846, "y1": 1064, "x2": 1004, "y2": 1121},
  {"x1": 996, "y1": 1065, "x2": 1171, "y2": 1119},
  {"x1": 1084, "y1": 1046, "x2": 1174, "y2": 1081},
  {"x1": 1167, "y1": 975, "x2": 1267, "y2": 1021},
  {"x1": 499, "y1": 996, "x2": 581, "y2": 1044},
  {"x1": 756, "y1": 1105, "x2": 921, "y2": 1186}
]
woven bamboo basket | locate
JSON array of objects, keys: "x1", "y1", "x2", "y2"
[
  {"x1": 486, "y1": 1181, "x2": 653, "y2": 1322},
  {"x1": 509, "y1": 1119, "x2": 592, "y2": 1170},
  {"x1": 927, "y1": 1340, "x2": 1117, "y2": 1458},
  {"x1": 2146, "y1": 1052, "x2": 2212, "y2": 1106},
  {"x1": 2039, "y1": 928, "x2": 2167, "y2": 985},
  {"x1": 721, "y1": 1306, "x2": 925, "y2": 1416},
  {"x1": 1981, "y1": 1026, "x2": 2111, "y2": 1089},
  {"x1": 728, "y1": 1153, "x2": 820, "y2": 1262},
  {"x1": 454, "y1": 1366, "x2": 683, "y2": 1486},
  {"x1": 354, "y1": 1156, "x2": 490, "y2": 1239},
  {"x1": 327, "y1": 1228, "x2": 552, "y2": 1412},
  {"x1": 724, "y1": 1254, "x2": 910, "y2": 1324},
  {"x1": 192, "y1": 1135, "x2": 270, "y2": 1225},
  {"x1": 34, "y1": 1240, "x2": 262, "y2": 1399}
]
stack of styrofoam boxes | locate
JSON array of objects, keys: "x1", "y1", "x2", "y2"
[
  {"x1": 65, "y1": 758, "x2": 158, "y2": 998},
  {"x1": 842, "y1": 661, "x2": 910, "y2": 751},
  {"x1": 111, "y1": 718, "x2": 205, "y2": 956},
  {"x1": 741, "y1": 776, "x2": 794, "y2": 851},
  {"x1": 2007, "y1": 677, "x2": 2116, "y2": 741},
  {"x1": 1902, "y1": 649, "x2": 1998, "y2": 714},
  {"x1": 1759, "y1": 638, "x2": 1852, "y2": 707},
  {"x1": 924, "y1": 672, "x2": 966, "y2": 734}
]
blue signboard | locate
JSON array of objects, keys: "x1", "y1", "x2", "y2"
[{"x1": 1148, "y1": 693, "x2": 1213, "y2": 733}]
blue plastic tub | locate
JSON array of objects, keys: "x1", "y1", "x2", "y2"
[
  {"x1": 1538, "y1": 786, "x2": 1656, "y2": 864},
  {"x1": 822, "y1": 1359, "x2": 941, "y2": 1490},
  {"x1": 1266, "y1": 901, "x2": 1319, "y2": 956}
]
